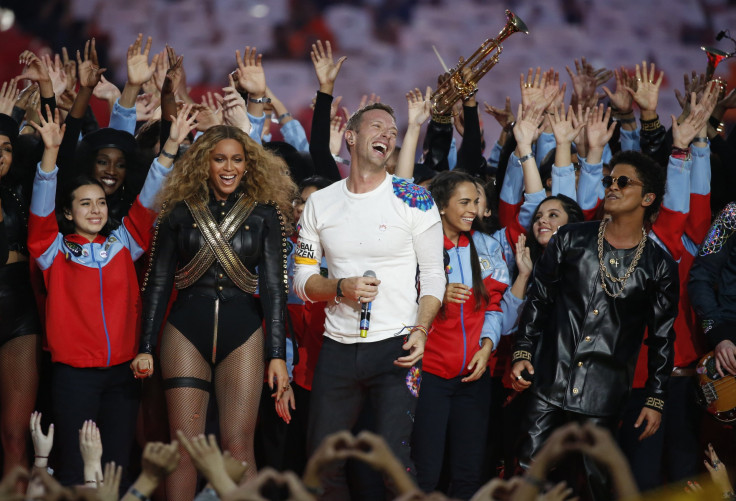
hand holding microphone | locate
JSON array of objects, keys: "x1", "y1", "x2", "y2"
[{"x1": 360, "y1": 270, "x2": 377, "y2": 338}]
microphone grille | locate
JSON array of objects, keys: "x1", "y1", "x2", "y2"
[{"x1": 363, "y1": 270, "x2": 377, "y2": 279}]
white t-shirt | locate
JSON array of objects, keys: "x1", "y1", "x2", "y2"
[{"x1": 293, "y1": 173, "x2": 444, "y2": 343}]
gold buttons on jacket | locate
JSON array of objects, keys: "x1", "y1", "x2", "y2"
[
  {"x1": 593, "y1": 309, "x2": 599, "y2": 315},
  {"x1": 585, "y1": 336, "x2": 591, "y2": 342},
  {"x1": 572, "y1": 388, "x2": 579, "y2": 394},
  {"x1": 218, "y1": 273, "x2": 224, "y2": 279},
  {"x1": 577, "y1": 361, "x2": 583, "y2": 367},
  {"x1": 218, "y1": 286, "x2": 223, "y2": 291}
]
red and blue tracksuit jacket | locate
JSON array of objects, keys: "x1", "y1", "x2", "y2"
[
  {"x1": 28, "y1": 160, "x2": 168, "y2": 368},
  {"x1": 423, "y1": 231, "x2": 512, "y2": 379}
]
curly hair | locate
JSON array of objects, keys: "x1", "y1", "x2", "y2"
[{"x1": 157, "y1": 125, "x2": 298, "y2": 230}]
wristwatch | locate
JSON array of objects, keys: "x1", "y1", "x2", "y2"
[{"x1": 248, "y1": 96, "x2": 272, "y2": 104}]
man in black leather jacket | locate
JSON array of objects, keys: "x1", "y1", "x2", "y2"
[{"x1": 511, "y1": 151, "x2": 678, "y2": 499}]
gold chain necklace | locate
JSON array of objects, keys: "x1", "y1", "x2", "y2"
[{"x1": 597, "y1": 220, "x2": 647, "y2": 298}]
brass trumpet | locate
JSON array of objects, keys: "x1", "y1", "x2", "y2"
[
  {"x1": 430, "y1": 9, "x2": 529, "y2": 115},
  {"x1": 702, "y1": 30, "x2": 736, "y2": 82}
]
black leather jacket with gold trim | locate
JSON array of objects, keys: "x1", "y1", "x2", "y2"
[
  {"x1": 512, "y1": 221, "x2": 678, "y2": 416},
  {"x1": 139, "y1": 192, "x2": 288, "y2": 360}
]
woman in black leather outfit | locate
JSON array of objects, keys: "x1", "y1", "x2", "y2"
[
  {"x1": 0, "y1": 113, "x2": 41, "y2": 474},
  {"x1": 139, "y1": 124, "x2": 296, "y2": 500}
]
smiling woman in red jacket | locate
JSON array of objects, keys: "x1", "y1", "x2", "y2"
[
  {"x1": 27, "y1": 106, "x2": 195, "y2": 487},
  {"x1": 412, "y1": 171, "x2": 512, "y2": 499}
]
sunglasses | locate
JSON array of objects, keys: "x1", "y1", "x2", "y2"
[{"x1": 601, "y1": 175, "x2": 644, "y2": 189}]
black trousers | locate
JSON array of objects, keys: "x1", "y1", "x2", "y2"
[
  {"x1": 518, "y1": 394, "x2": 616, "y2": 501},
  {"x1": 51, "y1": 362, "x2": 140, "y2": 487},
  {"x1": 617, "y1": 376, "x2": 701, "y2": 491},
  {"x1": 307, "y1": 336, "x2": 418, "y2": 501},
  {"x1": 412, "y1": 371, "x2": 491, "y2": 500}
]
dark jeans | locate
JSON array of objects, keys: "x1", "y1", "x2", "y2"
[
  {"x1": 518, "y1": 394, "x2": 616, "y2": 501},
  {"x1": 617, "y1": 376, "x2": 701, "y2": 491},
  {"x1": 51, "y1": 362, "x2": 140, "y2": 487},
  {"x1": 412, "y1": 371, "x2": 491, "y2": 500},
  {"x1": 307, "y1": 336, "x2": 418, "y2": 501}
]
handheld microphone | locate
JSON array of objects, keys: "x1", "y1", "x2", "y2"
[{"x1": 359, "y1": 270, "x2": 376, "y2": 338}]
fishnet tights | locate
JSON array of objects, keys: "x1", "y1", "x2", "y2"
[
  {"x1": 0, "y1": 334, "x2": 39, "y2": 474},
  {"x1": 160, "y1": 324, "x2": 264, "y2": 500}
]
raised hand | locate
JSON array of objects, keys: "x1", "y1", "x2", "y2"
[
  {"x1": 547, "y1": 104, "x2": 585, "y2": 145},
  {"x1": 222, "y1": 451, "x2": 248, "y2": 485},
  {"x1": 329, "y1": 114, "x2": 346, "y2": 156},
  {"x1": 19, "y1": 50, "x2": 51, "y2": 83},
  {"x1": 235, "y1": 46, "x2": 266, "y2": 97},
  {"x1": 542, "y1": 68, "x2": 566, "y2": 112},
  {"x1": 194, "y1": 97, "x2": 222, "y2": 132},
  {"x1": 76, "y1": 39, "x2": 107, "y2": 89},
  {"x1": 42, "y1": 53, "x2": 67, "y2": 98},
  {"x1": 93, "y1": 75, "x2": 121, "y2": 104},
  {"x1": 566, "y1": 58, "x2": 599, "y2": 108},
  {"x1": 0, "y1": 78, "x2": 19, "y2": 116},
  {"x1": 29, "y1": 105, "x2": 65, "y2": 149},
  {"x1": 586, "y1": 104, "x2": 615, "y2": 152},
  {"x1": 96, "y1": 462, "x2": 122, "y2": 501},
  {"x1": 520, "y1": 67, "x2": 545, "y2": 108},
  {"x1": 515, "y1": 234, "x2": 533, "y2": 278},
  {"x1": 141, "y1": 441, "x2": 180, "y2": 480},
  {"x1": 176, "y1": 431, "x2": 237, "y2": 496},
  {"x1": 674, "y1": 70, "x2": 707, "y2": 112},
  {"x1": 167, "y1": 103, "x2": 199, "y2": 146},
  {"x1": 136, "y1": 93, "x2": 160, "y2": 122},
  {"x1": 602, "y1": 67, "x2": 635, "y2": 113},
  {"x1": 79, "y1": 420, "x2": 103, "y2": 466},
  {"x1": 220, "y1": 75, "x2": 250, "y2": 133},
  {"x1": 61, "y1": 47, "x2": 77, "y2": 93},
  {"x1": 30, "y1": 411, "x2": 54, "y2": 460},
  {"x1": 406, "y1": 87, "x2": 431, "y2": 126},
  {"x1": 483, "y1": 96, "x2": 515, "y2": 129},
  {"x1": 671, "y1": 94, "x2": 710, "y2": 149},
  {"x1": 625, "y1": 60, "x2": 663, "y2": 113},
  {"x1": 161, "y1": 46, "x2": 184, "y2": 97},
  {"x1": 512, "y1": 102, "x2": 546, "y2": 149},
  {"x1": 79, "y1": 419, "x2": 103, "y2": 484},
  {"x1": 584, "y1": 58, "x2": 613, "y2": 87},
  {"x1": 127, "y1": 33, "x2": 159, "y2": 86},
  {"x1": 310, "y1": 40, "x2": 347, "y2": 94}
]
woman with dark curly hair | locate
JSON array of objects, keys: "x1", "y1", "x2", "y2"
[{"x1": 139, "y1": 124, "x2": 297, "y2": 499}]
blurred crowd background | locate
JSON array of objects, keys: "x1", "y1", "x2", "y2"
[{"x1": 1, "y1": 0, "x2": 736, "y2": 147}]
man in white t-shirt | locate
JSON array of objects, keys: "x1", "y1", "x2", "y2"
[{"x1": 293, "y1": 102, "x2": 444, "y2": 499}]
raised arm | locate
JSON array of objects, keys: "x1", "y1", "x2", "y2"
[
  {"x1": 395, "y1": 87, "x2": 430, "y2": 180},
  {"x1": 547, "y1": 104, "x2": 587, "y2": 199},
  {"x1": 110, "y1": 33, "x2": 159, "y2": 134},
  {"x1": 512, "y1": 103, "x2": 546, "y2": 195},
  {"x1": 308, "y1": 41, "x2": 346, "y2": 181}
]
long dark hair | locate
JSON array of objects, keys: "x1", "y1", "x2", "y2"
[
  {"x1": 527, "y1": 194, "x2": 583, "y2": 263},
  {"x1": 429, "y1": 171, "x2": 490, "y2": 311},
  {"x1": 57, "y1": 175, "x2": 114, "y2": 237}
]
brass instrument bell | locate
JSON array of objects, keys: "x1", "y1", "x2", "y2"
[
  {"x1": 430, "y1": 9, "x2": 529, "y2": 115},
  {"x1": 702, "y1": 45, "x2": 729, "y2": 81}
]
